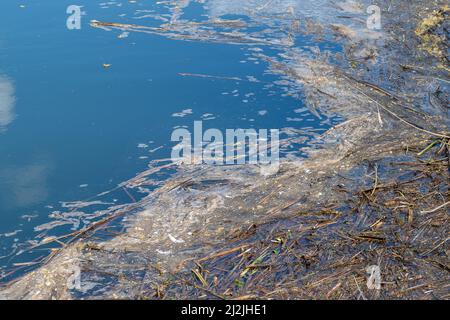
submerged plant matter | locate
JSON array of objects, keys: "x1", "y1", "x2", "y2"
[{"x1": 0, "y1": 0, "x2": 448, "y2": 299}]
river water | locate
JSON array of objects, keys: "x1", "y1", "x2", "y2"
[{"x1": 0, "y1": 1, "x2": 342, "y2": 278}]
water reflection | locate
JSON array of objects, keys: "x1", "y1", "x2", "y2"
[
  {"x1": 0, "y1": 163, "x2": 49, "y2": 210},
  {"x1": 0, "y1": 75, "x2": 15, "y2": 133},
  {"x1": 206, "y1": 0, "x2": 329, "y2": 17}
]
